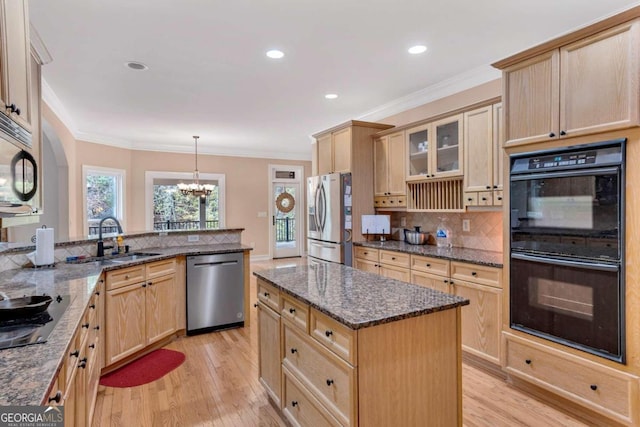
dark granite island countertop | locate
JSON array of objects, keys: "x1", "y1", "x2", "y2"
[{"x1": 253, "y1": 263, "x2": 469, "y2": 329}]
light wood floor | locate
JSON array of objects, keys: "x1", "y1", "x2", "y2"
[{"x1": 93, "y1": 258, "x2": 592, "y2": 427}]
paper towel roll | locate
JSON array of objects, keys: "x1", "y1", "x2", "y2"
[{"x1": 33, "y1": 227, "x2": 54, "y2": 266}]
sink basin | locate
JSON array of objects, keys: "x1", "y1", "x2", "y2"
[{"x1": 101, "y1": 252, "x2": 161, "y2": 265}]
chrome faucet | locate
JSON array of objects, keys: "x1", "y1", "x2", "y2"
[{"x1": 96, "y1": 216, "x2": 123, "y2": 257}]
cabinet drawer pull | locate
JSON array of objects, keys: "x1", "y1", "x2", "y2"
[
  {"x1": 426, "y1": 263, "x2": 431, "y2": 267},
  {"x1": 263, "y1": 292, "x2": 269, "y2": 297},
  {"x1": 498, "y1": 197, "x2": 503, "y2": 201},
  {"x1": 291, "y1": 401, "x2": 298, "y2": 407},
  {"x1": 486, "y1": 185, "x2": 491, "y2": 189},
  {"x1": 70, "y1": 349, "x2": 79, "y2": 358},
  {"x1": 90, "y1": 304, "x2": 96, "y2": 309},
  {"x1": 82, "y1": 323, "x2": 90, "y2": 329},
  {"x1": 525, "y1": 359, "x2": 531, "y2": 365},
  {"x1": 142, "y1": 283, "x2": 147, "y2": 288},
  {"x1": 391, "y1": 257, "x2": 396, "y2": 260},
  {"x1": 549, "y1": 132, "x2": 556, "y2": 138},
  {"x1": 560, "y1": 130, "x2": 567, "y2": 136},
  {"x1": 93, "y1": 325, "x2": 100, "y2": 330},
  {"x1": 95, "y1": 290, "x2": 101, "y2": 296},
  {"x1": 326, "y1": 379, "x2": 334, "y2": 386},
  {"x1": 471, "y1": 272, "x2": 477, "y2": 276},
  {"x1": 48, "y1": 391, "x2": 62, "y2": 404},
  {"x1": 325, "y1": 330, "x2": 333, "y2": 337},
  {"x1": 78, "y1": 360, "x2": 87, "y2": 369},
  {"x1": 590, "y1": 384, "x2": 598, "y2": 391},
  {"x1": 290, "y1": 348, "x2": 298, "y2": 354},
  {"x1": 443, "y1": 279, "x2": 448, "y2": 284},
  {"x1": 89, "y1": 343, "x2": 96, "y2": 349},
  {"x1": 363, "y1": 252, "x2": 368, "y2": 255},
  {"x1": 289, "y1": 307, "x2": 296, "y2": 314},
  {"x1": 253, "y1": 303, "x2": 258, "y2": 308}
]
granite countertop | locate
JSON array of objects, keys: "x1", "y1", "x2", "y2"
[
  {"x1": 0, "y1": 243, "x2": 251, "y2": 406},
  {"x1": 253, "y1": 263, "x2": 469, "y2": 330},
  {"x1": 354, "y1": 240, "x2": 504, "y2": 267}
]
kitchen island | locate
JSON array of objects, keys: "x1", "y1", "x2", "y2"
[{"x1": 254, "y1": 263, "x2": 469, "y2": 427}]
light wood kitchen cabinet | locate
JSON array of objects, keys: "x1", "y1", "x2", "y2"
[
  {"x1": 105, "y1": 258, "x2": 177, "y2": 366},
  {"x1": 373, "y1": 131, "x2": 406, "y2": 209},
  {"x1": 0, "y1": 0, "x2": 32, "y2": 133},
  {"x1": 353, "y1": 247, "x2": 410, "y2": 282},
  {"x1": 504, "y1": 332, "x2": 640, "y2": 426},
  {"x1": 463, "y1": 104, "x2": 504, "y2": 208},
  {"x1": 314, "y1": 121, "x2": 394, "y2": 175},
  {"x1": 492, "y1": 103, "x2": 504, "y2": 205},
  {"x1": 498, "y1": 20, "x2": 640, "y2": 146},
  {"x1": 257, "y1": 283, "x2": 282, "y2": 407},
  {"x1": 450, "y1": 261, "x2": 502, "y2": 365},
  {"x1": 410, "y1": 254, "x2": 451, "y2": 293}
]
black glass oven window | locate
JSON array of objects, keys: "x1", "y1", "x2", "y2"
[{"x1": 510, "y1": 172, "x2": 619, "y2": 260}]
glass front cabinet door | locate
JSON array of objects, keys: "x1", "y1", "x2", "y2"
[{"x1": 406, "y1": 114, "x2": 464, "y2": 181}]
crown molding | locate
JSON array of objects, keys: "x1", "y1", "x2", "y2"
[
  {"x1": 41, "y1": 78, "x2": 79, "y2": 136},
  {"x1": 131, "y1": 141, "x2": 312, "y2": 161},
  {"x1": 356, "y1": 64, "x2": 501, "y2": 122},
  {"x1": 29, "y1": 24, "x2": 53, "y2": 65}
]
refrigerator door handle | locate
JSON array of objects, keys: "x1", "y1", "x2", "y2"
[{"x1": 318, "y1": 184, "x2": 327, "y2": 232}]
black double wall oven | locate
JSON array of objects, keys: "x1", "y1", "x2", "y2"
[{"x1": 509, "y1": 139, "x2": 625, "y2": 363}]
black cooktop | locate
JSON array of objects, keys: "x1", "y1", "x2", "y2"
[{"x1": 0, "y1": 294, "x2": 71, "y2": 350}]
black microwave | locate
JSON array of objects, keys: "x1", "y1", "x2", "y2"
[{"x1": 0, "y1": 138, "x2": 38, "y2": 216}]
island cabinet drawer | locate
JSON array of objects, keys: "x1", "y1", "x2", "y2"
[
  {"x1": 283, "y1": 324, "x2": 356, "y2": 426},
  {"x1": 410, "y1": 255, "x2": 450, "y2": 277},
  {"x1": 257, "y1": 280, "x2": 280, "y2": 312},
  {"x1": 105, "y1": 265, "x2": 146, "y2": 290},
  {"x1": 354, "y1": 246, "x2": 378, "y2": 262},
  {"x1": 310, "y1": 308, "x2": 357, "y2": 366},
  {"x1": 282, "y1": 367, "x2": 342, "y2": 427},
  {"x1": 146, "y1": 258, "x2": 176, "y2": 279},
  {"x1": 505, "y1": 335, "x2": 639, "y2": 424},
  {"x1": 450, "y1": 261, "x2": 502, "y2": 289},
  {"x1": 379, "y1": 250, "x2": 410, "y2": 268},
  {"x1": 281, "y1": 294, "x2": 309, "y2": 332}
]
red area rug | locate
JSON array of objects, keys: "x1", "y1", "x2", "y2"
[{"x1": 99, "y1": 349, "x2": 186, "y2": 388}]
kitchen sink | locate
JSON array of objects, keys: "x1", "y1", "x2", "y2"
[{"x1": 100, "y1": 252, "x2": 161, "y2": 265}]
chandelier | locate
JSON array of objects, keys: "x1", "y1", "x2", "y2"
[{"x1": 177, "y1": 136, "x2": 215, "y2": 198}]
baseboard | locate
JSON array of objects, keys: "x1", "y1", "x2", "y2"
[{"x1": 462, "y1": 351, "x2": 506, "y2": 380}]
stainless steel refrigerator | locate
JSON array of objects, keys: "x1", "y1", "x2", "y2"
[{"x1": 307, "y1": 172, "x2": 352, "y2": 265}]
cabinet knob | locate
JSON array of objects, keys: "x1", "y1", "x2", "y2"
[
  {"x1": 5, "y1": 103, "x2": 20, "y2": 115},
  {"x1": 549, "y1": 132, "x2": 556, "y2": 138},
  {"x1": 391, "y1": 257, "x2": 396, "y2": 260},
  {"x1": 481, "y1": 197, "x2": 487, "y2": 201},
  {"x1": 444, "y1": 279, "x2": 449, "y2": 284},
  {"x1": 78, "y1": 358, "x2": 87, "y2": 369},
  {"x1": 486, "y1": 186, "x2": 491, "y2": 189},
  {"x1": 142, "y1": 283, "x2": 147, "y2": 288},
  {"x1": 498, "y1": 197, "x2": 503, "y2": 201},
  {"x1": 70, "y1": 349, "x2": 79, "y2": 358},
  {"x1": 426, "y1": 263, "x2": 431, "y2": 267},
  {"x1": 291, "y1": 401, "x2": 298, "y2": 407},
  {"x1": 289, "y1": 307, "x2": 296, "y2": 314},
  {"x1": 253, "y1": 303, "x2": 258, "y2": 308},
  {"x1": 525, "y1": 359, "x2": 531, "y2": 365},
  {"x1": 48, "y1": 391, "x2": 62, "y2": 404},
  {"x1": 325, "y1": 330, "x2": 333, "y2": 337},
  {"x1": 93, "y1": 325, "x2": 100, "y2": 330},
  {"x1": 125, "y1": 275, "x2": 130, "y2": 279},
  {"x1": 493, "y1": 185, "x2": 498, "y2": 189},
  {"x1": 89, "y1": 343, "x2": 96, "y2": 349},
  {"x1": 471, "y1": 272, "x2": 477, "y2": 276},
  {"x1": 263, "y1": 292, "x2": 269, "y2": 297},
  {"x1": 90, "y1": 304, "x2": 96, "y2": 309},
  {"x1": 82, "y1": 323, "x2": 90, "y2": 329},
  {"x1": 326, "y1": 379, "x2": 334, "y2": 386},
  {"x1": 560, "y1": 130, "x2": 567, "y2": 136},
  {"x1": 363, "y1": 252, "x2": 368, "y2": 255},
  {"x1": 467, "y1": 198, "x2": 473, "y2": 202},
  {"x1": 290, "y1": 348, "x2": 298, "y2": 354},
  {"x1": 590, "y1": 384, "x2": 598, "y2": 391},
  {"x1": 95, "y1": 290, "x2": 101, "y2": 296}
]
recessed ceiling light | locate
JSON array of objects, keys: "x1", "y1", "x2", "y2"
[
  {"x1": 125, "y1": 61, "x2": 148, "y2": 71},
  {"x1": 325, "y1": 94, "x2": 338, "y2": 99},
  {"x1": 408, "y1": 45, "x2": 427, "y2": 55},
  {"x1": 266, "y1": 50, "x2": 284, "y2": 59}
]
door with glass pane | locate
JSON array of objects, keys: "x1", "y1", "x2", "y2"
[{"x1": 273, "y1": 182, "x2": 301, "y2": 258}]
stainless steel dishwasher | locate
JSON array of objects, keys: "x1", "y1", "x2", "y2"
[{"x1": 186, "y1": 252, "x2": 244, "y2": 335}]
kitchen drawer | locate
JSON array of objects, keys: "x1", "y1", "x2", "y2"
[
  {"x1": 146, "y1": 258, "x2": 176, "y2": 279},
  {"x1": 310, "y1": 308, "x2": 357, "y2": 365},
  {"x1": 379, "y1": 264, "x2": 410, "y2": 282},
  {"x1": 450, "y1": 261, "x2": 502, "y2": 289},
  {"x1": 374, "y1": 195, "x2": 406, "y2": 208},
  {"x1": 282, "y1": 294, "x2": 309, "y2": 333},
  {"x1": 493, "y1": 190, "x2": 503, "y2": 205},
  {"x1": 464, "y1": 192, "x2": 478, "y2": 207},
  {"x1": 505, "y1": 334, "x2": 639, "y2": 424},
  {"x1": 477, "y1": 191, "x2": 493, "y2": 206},
  {"x1": 105, "y1": 265, "x2": 146, "y2": 290},
  {"x1": 282, "y1": 367, "x2": 342, "y2": 427},
  {"x1": 379, "y1": 250, "x2": 410, "y2": 268},
  {"x1": 283, "y1": 324, "x2": 356, "y2": 426},
  {"x1": 64, "y1": 332, "x2": 81, "y2": 389},
  {"x1": 410, "y1": 270, "x2": 451, "y2": 294},
  {"x1": 257, "y1": 280, "x2": 280, "y2": 313},
  {"x1": 354, "y1": 246, "x2": 378, "y2": 262},
  {"x1": 410, "y1": 255, "x2": 450, "y2": 277}
]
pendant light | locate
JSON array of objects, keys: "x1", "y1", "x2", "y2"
[{"x1": 177, "y1": 136, "x2": 214, "y2": 198}]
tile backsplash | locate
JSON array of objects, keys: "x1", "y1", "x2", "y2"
[{"x1": 389, "y1": 211, "x2": 504, "y2": 253}]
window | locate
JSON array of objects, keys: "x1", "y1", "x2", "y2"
[
  {"x1": 83, "y1": 166, "x2": 125, "y2": 237},
  {"x1": 145, "y1": 171, "x2": 225, "y2": 231}
]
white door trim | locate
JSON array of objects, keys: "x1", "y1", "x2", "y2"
[{"x1": 269, "y1": 164, "x2": 305, "y2": 259}]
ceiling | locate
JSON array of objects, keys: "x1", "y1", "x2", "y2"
[{"x1": 29, "y1": 0, "x2": 640, "y2": 160}]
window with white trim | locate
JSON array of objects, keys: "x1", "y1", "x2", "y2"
[{"x1": 83, "y1": 166, "x2": 125, "y2": 237}]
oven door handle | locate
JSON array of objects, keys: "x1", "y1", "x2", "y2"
[
  {"x1": 511, "y1": 252, "x2": 619, "y2": 272},
  {"x1": 510, "y1": 166, "x2": 619, "y2": 181}
]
